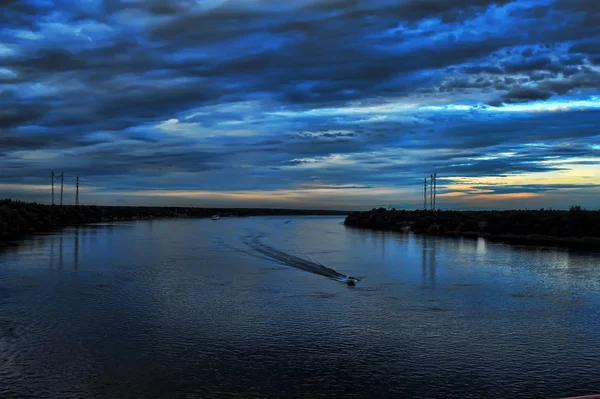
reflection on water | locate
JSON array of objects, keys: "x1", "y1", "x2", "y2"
[
  {"x1": 45, "y1": 227, "x2": 81, "y2": 270},
  {"x1": 421, "y1": 236, "x2": 437, "y2": 289},
  {"x1": 49, "y1": 234, "x2": 54, "y2": 269},
  {"x1": 1, "y1": 217, "x2": 600, "y2": 399},
  {"x1": 58, "y1": 234, "x2": 63, "y2": 269},
  {"x1": 476, "y1": 236, "x2": 487, "y2": 254},
  {"x1": 74, "y1": 227, "x2": 79, "y2": 270}
]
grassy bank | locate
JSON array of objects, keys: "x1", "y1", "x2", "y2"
[
  {"x1": 0, "y1": 199, "x2": 349, "y2": 240},
  {"x1": 344, "y1": 207, "x2": 600, "y2": 250}
]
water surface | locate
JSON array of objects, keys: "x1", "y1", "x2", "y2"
[{"x1": 1, "y1": 216, "x2": 599, "y2": 398}]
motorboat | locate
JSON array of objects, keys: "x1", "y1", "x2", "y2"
[
  {"x1": 212, "y1": 214, "x2": 220, "y2": 220},
  {"x1": 346, "y1": 277, "x2": 358, "y2": 286}
]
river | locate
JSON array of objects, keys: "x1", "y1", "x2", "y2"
[{"x1": 1, "y1": 216, "x2": 599, "y2": 398}]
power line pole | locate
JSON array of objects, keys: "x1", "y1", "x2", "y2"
[
  {"x1": 430, "y1": 174, "x2": 433, "y2": 210},
  {"x1": 51, "y1": 171, "x2": 55, "y2": 205},
  {"x1": 75, "y1": 177, "x2": 79, "y2": 206},
  {"x1": 433, "y1": 173, "x2": 437, "y2": 211},
  {"x1": 60, "y1": 172, "x2": 64, "y2": 207},
  {"x1": 423, "y1": 178, "x2": 427, "y2": 210}
]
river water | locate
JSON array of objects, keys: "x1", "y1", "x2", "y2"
[{"x1": 1, "y1": 216, "x2": 599, "y2": 398}]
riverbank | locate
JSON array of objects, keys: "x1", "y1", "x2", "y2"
[
  {"x1": 344, "y1": 208, "x2": 600, "y2": 250},
  {"x1": 0, "y1": 199, "x2": 350, "y2": 240}
]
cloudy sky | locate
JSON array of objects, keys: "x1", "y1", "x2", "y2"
[{"x1": 1, "y1": 0, "x2": 599, "y2": 210}]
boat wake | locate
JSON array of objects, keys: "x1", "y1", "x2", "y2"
[{"x1": 243, "y1": 237, "x2": 358, "y2": 284}]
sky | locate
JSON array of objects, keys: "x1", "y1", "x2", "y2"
[{"x1": 0, "y1": 0, "x2": 599, "y2": 210}]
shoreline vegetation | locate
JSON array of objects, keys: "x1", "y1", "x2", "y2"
[
  {"x1": 2, "y1": 199, "x2": 599, "y2": 251},
  {"x1": 0, "y1": 199, "x2": 349, "y2": 241},
  {"x1": 344, "y1": 207, "x2": 600, "y2": 251}
]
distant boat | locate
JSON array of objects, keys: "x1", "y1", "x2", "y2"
[
  {"x1": 284, "y1": 220, "x2": 291, "y2": 224},
  {"x1": 212, "y1": 214, "x2": 220, "y2": 220},
  {"x1": 345, "y1": 276, "x2": 358, "y2": 286}
]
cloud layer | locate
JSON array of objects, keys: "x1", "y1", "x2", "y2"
[{"x1": 1, "y1": 0, "x2": 599, "y2": 209}]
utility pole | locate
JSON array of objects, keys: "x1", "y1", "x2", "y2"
[
  {"x1": 423, "y1": 178, "x2": 427, "y2": 210},
  {"x1": 433, "y1": 172, "x2": 437, "y2": 211},
  {"x1": 60, "y1": 172, "x2": 64, "y2": 207},
  {"x1": 75, "y1": 177, "x2": 79, "y2": 206},
  {"x1": 51, "y1": 171, "x2": 55, "y2": 205},
  {"x1": 430, "y1": 174, "x2": 433, "y2": 210}
]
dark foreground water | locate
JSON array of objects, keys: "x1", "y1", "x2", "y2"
[{"x1": 1, "y1": 216, "x2": 600, "y2": 398}]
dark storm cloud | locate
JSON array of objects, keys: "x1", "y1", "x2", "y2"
[
  {"x1": 461, "y1": 65, "x2": 504, "y2": 75},
  {"x1": 528, "y1": 72, "x2": 554, "y2": 81},
  {"x1": 420, "y1": 110, "x2": 600, "y2": 150},
  {"x1": 472, "y1": 184, "x2": 600, "y2": 194},
  {"x1": 496, "y1": 87, "x2": 554, "y2": 104},
  {"x1": 570, "y1": 41, "x2": 600, "y2": 56},
  {"x1": 489, "y1": 67, "x2": 600, "y2": 105},
  {"x1": 0, "y1": 0, "x2": 47, "y2": 27},
  {"x1": 0, "y1": 141, "x2": 232, "y2": 188},
  {"x1": 0, "y1": 132, "x2": 81, "y2": 151},
  {"x1": 502, "y1": 56, "x2": 561, "y2": 74},
  {"x1": 539, "y1": 69, "x2": 600, "y2": 94},
  {"x1": 0, "y1": 107, "x2": 45, "y2": 129},
  {"x1": 437, "y1": 159, "x2": 566, "y2": 176},
  {"x1": 98, "y1": 0, "x2": 198, "y2": 16},
  {"x1": 147, "y1": 0, "x2": 517, "y2": 45}
]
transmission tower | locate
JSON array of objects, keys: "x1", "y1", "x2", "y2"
[
  {"x1": 60, "y1": 172, "x2": 64, "y2": 206},
  {"x1": 423, "y1": 178, "x2": 427, "y2": 210},
  {"x1": 75, "y1": 176, "x2": 80, "y2": 206},
  {"x1": 430, "y1": 174, "x2": 433, "y2": 210},
  {"x1": 51, "y1": 171, "x2": 55, "y2": 205},
  {"x1": 433, "y1": 173, "x2": 437, "y2": 211}
]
